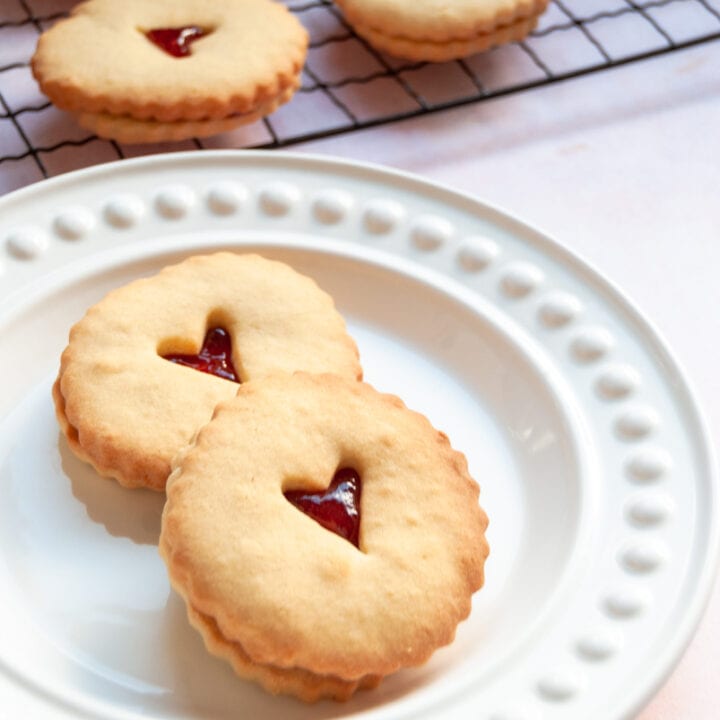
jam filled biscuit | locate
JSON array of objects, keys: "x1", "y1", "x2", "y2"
[
  {"x1": 333, "y1": 0, "x2": 549, "y2": 61},
  {"x1": 53, "y1": 253, "x2": 362, "y2": 491},
  {"x1": 160, "y1": 373, "x2": 489, "y2": 701},
  {"x1": 31, "y1": 0, "x2": 308, "y2": 143}
]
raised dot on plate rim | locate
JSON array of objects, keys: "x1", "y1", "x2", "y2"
[
  {"x1": 575, "y1": 627, "x2": 623, "y2": 661},
  {"x1": 570, "y1": 327, "x2": 614, "y2": 363},
  {"x1": 104, "y1": 195, "x2": 144, "y2": 228},
  {"x1": 500, "y1": 262, "x2": 545, "y2": 298},
  {"x1": 155, "y1": 185, "x2": 196, "y2": 219},
  {"x1": 258, "y1": 183, "x2": 300, "y2": 216},
  {"x1": 625, "y1": 449, "x2": 672, "y2": 483},
  {"x1": 595, "y1": 364, "x2": 641, "y2": 400},
  {"x1": 362, "y1": 199, "x2": 404, "y2": 234},
  {"x1": 538, "y1": 291, "x2": 583, "y2": 328},
  {"x1": 457, "y1": 236, "x2": 500, "y2": 272},
  {"x1": 619, "y1": 539, "x2": 667, "y2": 574},
  {"x1": 604, "y1": 587, "x2": 652, "y2": 618},
  {"x1": 615, "y1": 406, "x2": 660, "y2": 441},
  {"x1": 536, "y1": 667, "x2": 583, "y2": 701},
  {"x1": 625, "y1": 492, "x2": 674, "y2": 526},
  {"x1": 206, "y1": 182, "x2": 247, "y2": 215},
  {"x1": 312, "y1": 190, "x2": 353, "y2": 224},
  {"x1": 53, "y1": 207, "x2": 95, "y2": 240},
  {"x1": 410, "y1": 215, "x2": 453, "y2": 251},
  {"x1": 5, "y1": 227, "x2": 49, "y2": 259}
]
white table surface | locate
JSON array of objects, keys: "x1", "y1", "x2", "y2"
[
  {"x1": 1, "y1": 16, "x2": 718, "y2": 718},
  {"x1": 288, "y1": 39, "x2": 720, "y2": 720}
]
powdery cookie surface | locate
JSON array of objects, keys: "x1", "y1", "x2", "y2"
[
  {"x1": 334, "y1": 0, "x2": 548, "y2": 60},
  {"x1": 54, "y1": 253, "x2": 361, "y2": 491},
  {"x1": 31, "y1": 0, "x2": 308, "y2": 140},
  {"x1": 160, "y1": 373, "x2": 489, "y2": 699}
]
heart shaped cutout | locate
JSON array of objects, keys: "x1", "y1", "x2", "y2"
[
  {"x1": 284, "y1": 468, "x2": 362, "y2": 548},
  {"x1": 145, "y1": 26, "x2": 208, "y2": 58},
  {"x1": 162, "y1": 327, "x2": 239, "y2": 382}
]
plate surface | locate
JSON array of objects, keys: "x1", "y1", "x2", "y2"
[{"x1": 0, "y1": 151, "x2": 716, "y2": 720}]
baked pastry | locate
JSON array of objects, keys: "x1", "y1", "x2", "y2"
[
  {"x1": 53, "y1": 253, "x2": 362, "y2": 491},
  {"x1": 31, "y1": 0, "x2": 308, "y2": 143},
  {"x1": 333, "y1": 0, "x2": 549, "y2": 61},
  {"x1": 160, "y1": 373, "x2": 489, "y2": 701}
]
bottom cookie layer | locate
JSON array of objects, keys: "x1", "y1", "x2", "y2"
[
  {"x1": 52, "y1": 376, "x2": 170, "y2": 490},
  {"x1": 351, "y1": 11, "x2": 544, "y2": 61},
  {"x1": 53, "y1": 377, "x2": 130, "y2": 488},
  {"x1": 186, "y1": 604, "x2": 383, "y2": 702},
  {"x1": 75, "y1": 85, "x2": 297, "y2": 143}
]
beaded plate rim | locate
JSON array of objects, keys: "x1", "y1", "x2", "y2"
[{"x1": 0, "y1": 150, "x2": 716, "y2": 720}]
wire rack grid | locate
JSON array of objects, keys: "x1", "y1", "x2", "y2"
[{"x1": 1, "y1": 0, "x2": 720, "y2": 193}]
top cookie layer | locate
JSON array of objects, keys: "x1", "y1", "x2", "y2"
[
  {"x1": 31, "y1": 0, "x2": 308, "y2": 121},
  {"x1": 335, "y1": 0, "x2": 545, "y2": 42},
  {"x1": 55, "y1": 253, "x2": 361, "y2": 490},
  {"x1": 160, "y1": 373, "x2": 489, "y2": 680}
]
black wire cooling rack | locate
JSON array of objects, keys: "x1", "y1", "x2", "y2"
[{"x1": 1, "y1": 0, "x2": 720, "y2": 191}]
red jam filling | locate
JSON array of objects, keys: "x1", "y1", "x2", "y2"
[
  {"x1": 284, "y1": 468, "x2": 361, "y2": 548},
  {"x1": 162, "y1": 327, "x2": 239, "y2": 382},
  {"x1": 145, "y1": 26, "x2": 206, "y2": 58}
]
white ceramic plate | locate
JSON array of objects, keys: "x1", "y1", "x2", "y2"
[{"x1": 0, "y1": 151, "x2": 716, "y2": 720}]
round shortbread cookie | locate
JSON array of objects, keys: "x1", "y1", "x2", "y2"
[
  {"x1": 334, "y1": 0, "x2": 548, "y2": 60},
  {"x1": 160, "y1": 373, "x2": 489, "y2": 698},
  {"x1": 31, "y1": 0, "x2": 307, "y2": 130},
  {"x1": 53, "y1": 253, "x2": 362, "y2": 491}
]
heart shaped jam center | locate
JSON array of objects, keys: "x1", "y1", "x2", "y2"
[
  {"x1": 162, "y1": 327, "x2": 239, "y2": 382},
  {"x1": 284, "y1": 468, "x2": 361, "y2": 548},
  {"x1": 145, "y1": 26, "x2": 206, "y2": 58}
]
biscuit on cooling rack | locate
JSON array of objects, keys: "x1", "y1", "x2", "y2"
[
  {"x1": 31, "y1": 0, "x2": 308, "y2": 143},
  {"x1": 160, "y1": 373, "x2": 489, "y2": 701},
  {"x1": 53, "y1": 253, "x2": 362, "y2": 490},
  {"x1": 333, "y1": 0, "x2": 548, "y2": 61}
]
